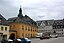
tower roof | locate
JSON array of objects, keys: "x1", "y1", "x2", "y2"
[{"x1": 18, "y1": 7, "x2": 23, "y2": 18}]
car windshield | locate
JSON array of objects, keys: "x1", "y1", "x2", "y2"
[{"x1": 21, "y1": 38, "x2": 25, "y2": 40}]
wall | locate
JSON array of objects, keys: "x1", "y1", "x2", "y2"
[
  {"x1": 38, "y1": 25, "x2": 53, "y2": 33},
  {"x1": 0, "y1": 25, "x2": 9, "y2": 39},
  {"x1": 9, "y1": 22, "x2": 38, "y2": 38}
]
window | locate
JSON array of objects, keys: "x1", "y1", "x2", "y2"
[
  {"x1": 56, "y1": 26, "x2": 58, "y2": 29},
  {"x1": 3, "y1": 35, "x2": 7, "y2": 39},
  {"x1": 13, "y1": 25, "x2": 15, "y2": 29},
  {"x1": 28, "y1": 27, "x2": 30, "y2": 31},
  {"x1": 60, "y1": 26, "x2": 61, "y2": 28},
  {"x1": 25, "y1": 34, "x2": 27, "y2": 37},
  {"x1": 22, "y1": 28, "x2": 24, "y2": 30},
  {"x1": 53, "y1": 26, "x2": 55, "y2": 29},
  {"x1": 54, "y1": 23, "x2": 55, "y2": 25},
  {"x1": 26, "y1": 34, "x2": 28, "y2": 37},
  {"x1": 25, "y1": 26, "x2": 27, "y2": 30},
  {"x1": 60, "y1": 22, "x2": 62, "y2": 24},
  {"x1": 33, "y1": 28, "x2": 35, "y2": 32},
  {"x1": 28, "y1": 34, "x2": 30, "y2": 37},
  {"x1": 35, "y1": 29, "x2": 36, "y2": 32},
  {"x1": 31, "y1": 34, "x2": 32, "y2": 37},
  {"x1": 33, "y1": 29, "x2": 34, "y2": 31},
  {"x1": 22, "y1": 25, "x2": 24, "y2": 30},
  {"x1": 5, "y1": 27, "x2": 7, "y2": 31},
  {"x1": 0, "y1": 18, "x2": 2, "y2": 23},
  {"x1": 1, "y1": 27, "x2": 3, "y2": 31},
  {"x1": 28, "y1": 29, "x2": 30, "y2": 31},
  {"x1": 62, "y1": 29, "x2": 63, "y2": 31},
  {"x1": 36, "y1": 30, "x2": 38, "y2": 32},
  {"x1": 22, "y1": 33, "x2": 24, "y2": 37},
  {"x1": 31, "y1": 29, "x2": 32, "y2": 31},
  {"x1": 33, "y1": 28, "x2": 34, "y2": 31},
  {"x1": 31, "y1": 27, "x2": 32, "y2": 31},
  {"x1": 57, "y1": 26, "x2": 60, "y2": 28},
  {"x1": 10, "y1": 26, "x2": 11, "y2": 29},
  {"x1": 61, "y1": 26, "x2": 63, "y2": 28}
]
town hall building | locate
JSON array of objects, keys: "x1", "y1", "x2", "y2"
[{"x1": 8, "y1": 7, "x2": 38, "y2": 39}]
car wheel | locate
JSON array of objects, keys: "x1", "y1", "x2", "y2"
[
  {"x1": 40, "y1": 38, "x2": 44, "y2": 40},
  {"x1": 55, "y1": 36, "x2": 58, "y2": 38},
  {"x1": 48, "y1": 37, "x2": 49, "y2": 39}
]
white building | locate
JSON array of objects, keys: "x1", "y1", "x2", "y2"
[
  {"x1": 36, "y1": 19, "x2": 64, "y2": 36},
  {"x1": 37, "y1": 20, "x2": 54, "y2": 33}
]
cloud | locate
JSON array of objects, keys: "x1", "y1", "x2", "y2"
[{"x1": 0, "y1": 0, "x2": 64, "y2": 21}]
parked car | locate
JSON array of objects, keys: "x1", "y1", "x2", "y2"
[
  {"x1": 36, "y1": 36, "x2": 41, "y2": 38},
  {"x1": 13, "y1": 39, "x2": 22, "y2": 43},
  {"x1": 16, "y1": 39, "x2": 21, "y2": 41},
  {"x1": 19, "y1": 38, "x2": 31, "y2": 43},
  {"x1": 50, "y1": 34, "x2": 58, "y2": 38},
  {"x1": 8, "y1": 39, "x2": 13, "y2": 43},
  {"x1": 36, "y1": 33, "x2": 43, "y2": 38},
  {"x1": 40, "y1": 33, "x2": 49, "y2": 40}
]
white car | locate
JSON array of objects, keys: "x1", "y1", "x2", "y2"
[
  {"x1": 8, "y1": 39, "x2": 13, "y2": 41},
  {"x1": 36, "y1": 36, "x2": 41, "y2": 38},
  {"x1": 50, "y1": 34, "x2": 58, "y2": 38},
  {"x1": 17, "y1": 39, "x2": 21, "y2": 41}
]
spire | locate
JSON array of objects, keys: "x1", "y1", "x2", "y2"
[
  {"x1": 19, "y1": 5, "x2": 22, "y2": 14},
  {"x1": 18, "y1": 5, "x2": 23, "y2": 18}
]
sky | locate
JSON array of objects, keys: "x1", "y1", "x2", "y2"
[{"x1": 0, "y1": 0, "x2": 64, "y2": 21}]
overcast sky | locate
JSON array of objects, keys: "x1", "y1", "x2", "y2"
[{"x1": 0, "y1": 0, "x2": 64, "y2": 21}]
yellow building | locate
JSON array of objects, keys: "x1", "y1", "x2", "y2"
[{"x1": 8, "y1": 7, "x2": 38, "y2": 38}]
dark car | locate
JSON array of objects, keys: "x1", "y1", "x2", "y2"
[
  {"x1": 40, "y1": 33, "x2": 49, "y2": 40},
  {"x1": 19, "y1": 38, "x2": 31, "y2": 43}
]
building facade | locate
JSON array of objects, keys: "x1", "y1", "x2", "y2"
[
  {"x1": 8, "y1": 7, "x2": 38, "y2": 38},
  {"x1": 0, "y1": 14, "x2": 9, "y2": 40},
  {"x1": 53, "y1": 20, "x2": 64, "y2": 36},
  {"x1": 36, "y1": 20, "x2": 54, "y2": 33},
  {"x1": 9, "y1": 23, "x2": 37, "y2": 38},
  {"x1": 0, "y1": 25, "x2": 9, "y2": 40},
  {"x1": 36, "y1": 19, "x2": 64, "y2": 36}
]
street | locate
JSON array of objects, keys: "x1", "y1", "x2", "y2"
[{"x1": 31, "y1": 37, "x2": 64, "y2": 43}]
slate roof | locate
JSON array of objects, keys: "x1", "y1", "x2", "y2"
[
  {"x1": 36, "y1": 19, "x2": 64, "y2": 26},
  {"x1": 36, "y1": 20, "x2": 54, "y2": 26},
  {"x1": 53, "y1": 20, "x2": 64, "y2": 25},
  {"x1": 8, "y1": 15, "x2": 37, "y2": 26},
  {"x1": 0, "y1": 14, "x2": 9, "y2": 25}
]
